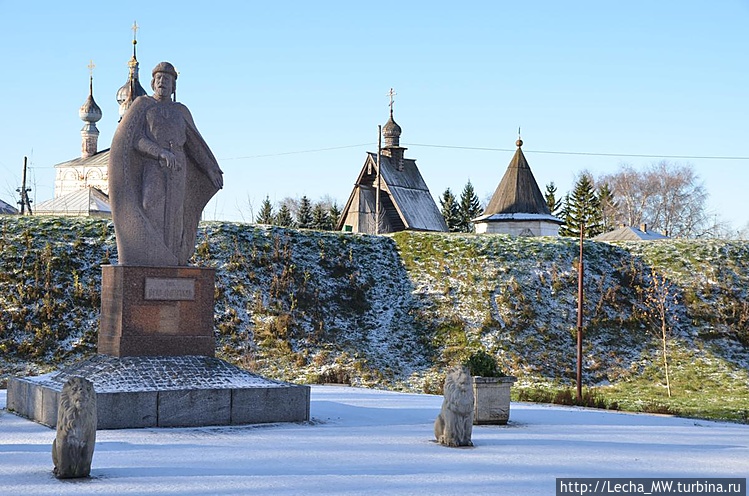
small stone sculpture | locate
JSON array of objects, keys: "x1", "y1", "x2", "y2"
[
  {"x1": 108, "y1": 61, "x2": 223, "y2": 266},
  {"x1": 434, "y1": 366, "x2": 474, "y2": 447},
  {"x1": 52, "y1": 377, "x2": 97, "y2": 479}
]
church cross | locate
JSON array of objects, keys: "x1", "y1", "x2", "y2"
[
  {"x1": 387, "y1": 88, "x2": 396, "y2": 113},
  {"x1": 87, "y1": 60, "x2": 95, "y2": 94},
  {"x1": 132, "y1": 21, "x2": 139, "y2": 42}
]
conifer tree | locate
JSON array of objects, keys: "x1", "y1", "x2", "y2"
[
  {"x1": 256, "y1": 196, "x2": 275, "y2": 225},
  {"x1": 544, "y1": 182, "x2": 562, "y2": 216},
  {"x1": 457, "y1": 180, "x2": 482, "y2": 233},
  {"x1": 439, "y1": 188, "x2": 461, "y2": 232},
  {"x1": 560, "y1": 174, "x2": 603, "y2": 237},
  {"x1": 311, "y1": 203, "x2": 332, "y2": 230},
  {"x1": 296, "y1": 196, "x2": 313, "y2": 229},
  {"x1": 328, "y1": 203, "x2": 341, "y2": 230},
  {"x1": 275, "y1": 204, "x2": 294, "y2": 227}
]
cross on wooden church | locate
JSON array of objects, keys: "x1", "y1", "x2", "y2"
[{"x1": 387, "y1": 88, "x2": 396, "y2": 112}]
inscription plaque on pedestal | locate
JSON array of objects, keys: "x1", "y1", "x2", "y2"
[{"x1": 145, "y1": 278, "x2": 196, "y2": 301}]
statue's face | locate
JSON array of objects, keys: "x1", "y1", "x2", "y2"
[{"x1": 153, "y1": 72, "x2": 175, "y2": 100}]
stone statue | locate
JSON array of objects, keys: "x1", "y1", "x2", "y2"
[
  {"x1": 52, "y1": 377, "x2": 97, "y2": 478},
  {"x1": 434, "y1": 366, "x2": 474, "y2": 447},
  {"x1": 109, "y1": 61, "x2": 223, "y2": 266}
]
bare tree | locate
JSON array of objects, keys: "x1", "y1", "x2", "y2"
[
  {"x1": 600, "y1": 163, "x2": 646, "y2": 228},
  {"x1": 600, "y1": 161, "x2": 708, "y2": 238},
  {"x1": 642, "y1": 267, "x2": 678, "y2": 398}
]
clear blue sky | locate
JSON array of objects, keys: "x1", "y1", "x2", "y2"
[{"x1": 2, "y1": 1, "x2": 748, "y2": 231}]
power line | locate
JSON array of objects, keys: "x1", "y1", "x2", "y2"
[
  {"x1": 220, "y1": 143, "x2": 372, "y2": 161},
  {"x1": 27, "y1": 142, "x2": 749, "y2": 167},
  {"x1": 404, "y1": 143, "x2": 749, "y2": 161}
]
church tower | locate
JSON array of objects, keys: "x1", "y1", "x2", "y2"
[
  {"x1": 79, "y1": 60, "x2": 102, "y2": 158},
  {"x1": 116, "y1": 21, "x2": 147, "y2": 119},
  {"x1": 49, "y1": 61, "x2": 110, "y2": 200},
  {"x1": 381, "y1": 88, "x2": 407, "y2": 169}
]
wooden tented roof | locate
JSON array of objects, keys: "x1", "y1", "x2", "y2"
[
  {"x1": 483, "y1": 142, "x2": 551, "y2": 216},
  {"x1": 473, "y1": 140, "x2": 562, "y2": 226}
]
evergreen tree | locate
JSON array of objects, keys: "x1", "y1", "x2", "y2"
[
  {"x1": 275, "y1": 204, "x2": 294, "y2": 227},
  {"x1": 311, "y1": 203, "x2": 332, "y2": 230},
  {"x1": 328, "y1": 203, "x2": 341, "y2": 230},
  {"x1": 256, "y1": 196, "x2": 275, "y2": 225},
  {"x1": 439, "y1": 188, "x2": 461, "y2": 232},
  {"x1": 544, "y1": 182, "x2": 562, "y2": 216},
  {"x1": 457, "y1": 180, "x2": 482, "y2": 233},
  {"x1": 296, "y1": 196, "x2": 313, "y2": 229},
  {"x1": 560, "y1": 174, "x2": 603, "y2": 237}
]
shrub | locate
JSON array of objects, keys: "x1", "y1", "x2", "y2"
[{"x1": 463, "y1": 350, "x2": 505, "y2": 377}]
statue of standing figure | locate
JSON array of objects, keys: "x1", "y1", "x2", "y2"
[{"x1": 109, "y1": 61, "x2": 223, "y2": 266}]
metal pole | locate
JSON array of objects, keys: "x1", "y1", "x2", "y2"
[
  {"x1": 375, "y1": 125, "x2": 382, "y2": 235},
  {"x1": 576, "y1": 218, "x2": 584, "y2": 402}
]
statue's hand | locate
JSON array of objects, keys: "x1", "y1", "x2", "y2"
[
  {"x1": 208, "y1": 169, "x2": 224, "y2": 189},
  {"x1": 159, "y1": 150, "x2": 177, "y2": 169}
]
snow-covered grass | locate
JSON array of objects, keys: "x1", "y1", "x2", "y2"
[
  {"x1": 1, "y1": 387, "x2": 747, "y2": 496},
  {"x1": 1, "y1": 217, "x2": 748, "y2": 422}
]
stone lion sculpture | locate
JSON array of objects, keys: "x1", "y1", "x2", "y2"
[
  {"x1": 52, "y1": 377, "x2": 97, "y2": 479},
  {"x1": 434, "y1": 365, "x2": 474, "y2": 447}
]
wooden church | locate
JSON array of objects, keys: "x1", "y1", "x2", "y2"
[
  {"x1": 337, "y1": 105, "x2": 447, "y2": 234},
  {"x1": 472, "y1": 138, "x2": 563, "y2": 236}
]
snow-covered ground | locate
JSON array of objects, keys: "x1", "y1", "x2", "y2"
[{"x1": 1, "y1": 386, "x2": 747, "y2": 495}]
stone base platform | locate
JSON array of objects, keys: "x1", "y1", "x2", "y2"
[{"x1": 7, "y1": 355, "x2": 310, "y2": 429}]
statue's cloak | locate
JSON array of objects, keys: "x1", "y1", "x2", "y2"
[{"x1": 108, "y1": 96, "x2": 221, "y2": 266}]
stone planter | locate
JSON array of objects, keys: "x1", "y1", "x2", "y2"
[{"x1": 472, "y1": 376, "x2": 517, "y2": 425}]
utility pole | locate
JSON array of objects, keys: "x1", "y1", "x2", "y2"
[
  {"x1": 576, "y1": 217, "x2": 584, "y2": 402},
  {"x1": 375, "y1": 124, "x2": 381, "y2": 235},
  {"x1": 17, "y1": 156, "x2": 33, "y2": 215}
]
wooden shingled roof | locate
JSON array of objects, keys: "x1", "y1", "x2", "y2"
[
  {"x1": 482, "y1": 141, "x2": 552, "y2": 217},
  {"x1": 376, "y1": 153, "x2": 447, "y2": 231},
  {"x1": 337, "y1": 152, "x2": 447, "y2": 233}
]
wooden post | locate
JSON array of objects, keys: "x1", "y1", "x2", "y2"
[
  {"x1": 375, "y1": 125, "x2": 381, "y2": 235},
  {"x1": 576, "y1": 218, "x2": 584, "y2": 402},
  {"x1": 18, "y1": 156, "x2": 32, "y2": 215}
]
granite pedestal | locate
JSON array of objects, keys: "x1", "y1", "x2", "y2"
[
  {"x1": 98, "y1": 265, "x2": 216, "y2": 357},
  {"x1": 8, "y1": 264, "x2": 311, "y2": 429}
]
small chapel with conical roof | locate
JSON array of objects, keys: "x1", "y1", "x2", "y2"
[{"x1": 472, "y1": 137, "x2": 563, "y2": 236}]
